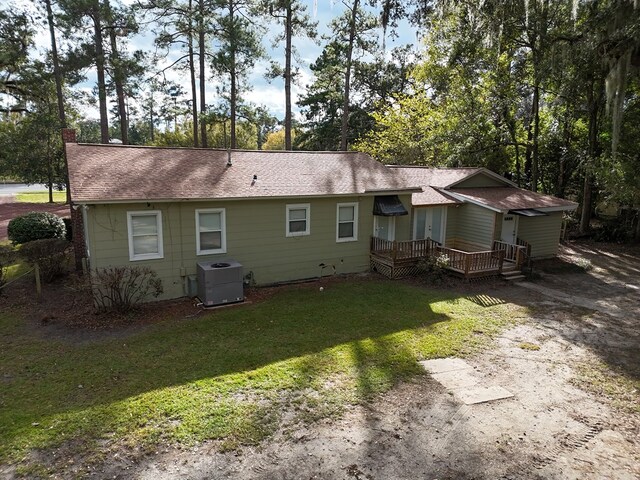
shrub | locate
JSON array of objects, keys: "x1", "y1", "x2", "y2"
[
  {"x1": 91, "y1": 266, "x2": 163, "y2": 313},
  {"x1": 19, "y1": 238, "x2": 71, "y2": 282},
  {"x1": 574, "y1": 257, "x2": 593, "y2": 272},
  {"x1": 0, "y1": 244, "x2": 18, "y2": 295},
  {"x1": 417, "y1": 253, "x2": 450, "y2": 284},
  {"x1": 8, "y1": 212, "x2": 66, "y2": 245}
]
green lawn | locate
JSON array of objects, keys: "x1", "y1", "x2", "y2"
[
  {"x1": 0, "y1": 279, "x2": 524, "y2": 471},
  {"x1": 15, "y1": 191, "x2": 67, "y2": 203}
]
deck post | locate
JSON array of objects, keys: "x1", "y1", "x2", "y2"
[{"x1": 464, "y1": 255, "x2": 470, "y2": 277}]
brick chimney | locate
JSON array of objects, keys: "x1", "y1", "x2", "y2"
[
  {"x1": 62, "y1": 128, "x2": 77, "y2": 144},
  {"x1": 61, "y1": 127, "x2": 84, "y2": 271}
]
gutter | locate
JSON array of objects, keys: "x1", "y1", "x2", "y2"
[{"x1": 72, "y1": 189, "x2": 422, "y2": 205}]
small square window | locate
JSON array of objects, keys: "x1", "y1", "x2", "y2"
[
  {"x1": 337, "y1": 203, "x2": 358, "y2": 242},
  {"x1": 127, "y1": 211, "x2": 164, "y2": 261},
  {"x1": 286, "y1": 204, "x2": 310, "y2": 237}
]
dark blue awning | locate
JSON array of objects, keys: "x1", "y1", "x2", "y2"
[{"x1": 373, "y1": 195, "x2": 408, "y2": 216}]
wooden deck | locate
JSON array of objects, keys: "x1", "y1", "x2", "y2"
[
  {"x1": 370, "y1": 236, "x2": 531, "y2": 279},
  {"x1": 437, "y1": 246, "x2": 505, "y2": 278},
  {"x1": 370, "y1": 237, "x2": 440, "y2": 278}
]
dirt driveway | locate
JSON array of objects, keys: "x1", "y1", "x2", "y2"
[
  {"x1": 93, "y1": 242, "x2": 638, "y2": 480},
  {"x1": 0, "y1": 198, "x2": 70, "y2": 241}
]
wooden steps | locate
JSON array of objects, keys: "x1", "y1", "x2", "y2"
[{"x1": 501, "y1": 264, "x2": 526, "y2": 282}]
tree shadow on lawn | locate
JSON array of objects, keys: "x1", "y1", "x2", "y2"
[{"x1": 1, "y1": 279, "x2": 496, "y2": 461}]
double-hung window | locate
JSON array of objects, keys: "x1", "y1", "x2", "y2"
[
  {"x1": 196, "y1": 208, "x2": 226, "y2": 255},
  {"x1": 286, "y1": 204, "x2": 310, "y2": 237},
  {"x1": 127, "y1": 211, "x2": 164, "y2": 261},
  {"x1": 336, "y1": 202, "x2": 358, "y2": 242}
]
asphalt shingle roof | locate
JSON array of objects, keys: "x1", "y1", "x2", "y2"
[
  {"x1": 388, "y1": 166, "x2": 482, "y2": 206},
  {"x1": 387, "y1": 166, "x2": 575, "y2": 210},
  {"x1": 66, "y1": 144, "x2": 417, "y2": 203},
  {"x1": 450, "y1": 187, "x2": 578, "y2": 211}
]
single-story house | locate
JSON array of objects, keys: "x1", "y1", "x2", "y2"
[
  {"x1": 64, "y1": 131, "x2": 577, "y2": 299},
  {"x1": 64, "y1": 134, "x2": 420, "y2": 300}
]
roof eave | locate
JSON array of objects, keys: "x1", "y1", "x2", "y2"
[
  {"x1": 433, "y1": 188, "x2": 503, "y2": 213},
  {"x1": 71, "y1": 189, "x2": 419, "y2": 205},
  {"x1": 534, "y1": 204, "x2": 579, "y2": 213}
]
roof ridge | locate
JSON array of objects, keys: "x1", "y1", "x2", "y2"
[
  {"x1": 386, "y1": 165, "x2": 481, "y2": 170},
  {"x1": 74, "y1": 143, "x2": 365, "y2": 155}
]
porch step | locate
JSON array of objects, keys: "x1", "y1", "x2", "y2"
[{"x1": 501, "y1": 270, "x2": 526, "y2": 282}]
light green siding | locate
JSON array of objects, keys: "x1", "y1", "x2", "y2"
[
  {"x1": 454, "y1": 173, "x2": 509, "y2": 188},
  {"x1": 85, "y1": 194, "x2": 412, "y2": 300},
  {"x1": 444, "y1": 203, "x2": 495, "y2": 251},
  {"x1": 395, "y1": 196, "x2": 412, "y2": 241},
  {"x1": 516, "y1": 212, "x2": 563, "y2": 259},
  {"x1": 444, "y1": 205, "x2": 457, "y2": 246}
]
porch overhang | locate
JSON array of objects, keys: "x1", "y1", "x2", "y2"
[
  {"x1": 373, "y1": 195, "x2": 409, "y2": 216},
  {"x1": 509, "y1": 208, "x2": 548, "y2": 217}
]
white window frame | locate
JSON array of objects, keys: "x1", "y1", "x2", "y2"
[
  {"x1": 196, "y1": 208, "x2": 227, "y2": 255},
  {"x1": 336, "y1": 202, "x2": 359, "y2": 242},
  {"x1": 286, "y1": 203, "x2": 310, "y2": 237},
  {"x1": 127, "y1": 210, "x2": 164, "y2": 261}
]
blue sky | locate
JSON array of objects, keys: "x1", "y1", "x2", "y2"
[{"x1": 26, "y1": 0, "x2": 419, "y2": 122}]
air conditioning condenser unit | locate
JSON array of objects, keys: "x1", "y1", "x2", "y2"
[{"x1": 197, "y1": 259, "x2": 244, "y2": 307}]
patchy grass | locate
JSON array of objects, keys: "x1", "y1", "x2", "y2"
[
  {"x1": 4, "y1": 260, "x2": 30, "y2": 281},
  {"x1": 0, "y1": 278, "x2": 523, "y2": 472},
  {"x1": 15, "y1": 191, "x2": 67, "y2": 203},
  {"x1": 518, "y1": 342, "x2": 541, "y2": 351},
  {"x1": 573, "y1": 361, "x2": 640, "y2": 414}
]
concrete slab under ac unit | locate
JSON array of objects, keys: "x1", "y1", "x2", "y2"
[
  {"x1": 455, "y1": 386, "x2": 514, "y2": 405},
  {"x1": 419, "y1": 358, "x2": 473, "y2": 374}
]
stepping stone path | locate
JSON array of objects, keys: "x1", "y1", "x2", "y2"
[{"x1": 419, "y1": 357, "x2": 514, "y2": 405}]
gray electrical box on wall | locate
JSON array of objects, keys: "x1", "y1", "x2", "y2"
[{"x1": 196, "y1": 259, "x2": 244, "y2": 307}]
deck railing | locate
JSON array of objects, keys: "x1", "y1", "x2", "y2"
[
  {"x1": 370, "y1": 236, "x2": 439, "y2": 261},
  {"x1": 493, "y1": 240, "x2": 530, "y2": 269},
  {"x1": 437, "y1": 246, "x2": 505, "y2": 276}
]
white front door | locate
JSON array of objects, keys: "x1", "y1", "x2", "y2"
[
  {"x1": 500, "y1": 214, "x2": 518, "y2": 244},
  {"x1": 413, "y1": 207, "x2": 446, "y2": 244},
  {"x1": 374, "y1": 216, "x2": 396, "y2": 241}
]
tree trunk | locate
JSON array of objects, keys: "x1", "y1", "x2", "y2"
[
  {"x1": 198, "y1": 0, "x2": 207, "y2": 147},
  {"x1": 92, "y1": 4, "x2": 109, "y2": 144},
  {"x1": 340, "y1": 0, "x2": 359, "y2": 151},
  {"x1": 150, "y1": 100, "x2": 155, "y2": 141},
  {"x1": 229, "y1": 0, "x2": 237, "y2": 150},
  {"x1": 580, "y1": 174, "x2": 592, "y2": 234},
  {"x1": 188, "y1": 0, "x2": 199, "y2": 147},
  {"x1": 230, "y1": 65, "x2": 237, "y2": 149},
  {"x1": 284, "y1": 2, "x2": 292, "y2": 150},
  {"x1": 44, "y1": 0, "x2": 70, "y2": 204},
  {"x1": 580, "y1": 77, "x2": 602, "y2": 234},
  {"x1": 531, "y1": 82, "x2": 540, "y2": 192},
  {"x1": 108, "y1": 24, "x2": 128, "y2": 144},
  {"x1": 47, "y1": 129, "x2": 53, "y2": 203}
]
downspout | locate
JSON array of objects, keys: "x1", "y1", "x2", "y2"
[{"x1": 81, "y1": 205, "x2": 90, "y2": 262}]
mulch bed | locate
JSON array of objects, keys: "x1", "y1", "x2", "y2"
[{"x1": 0, "y1": 268, "x2": 359, "y2": 341}]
